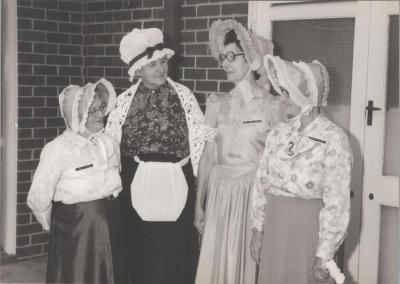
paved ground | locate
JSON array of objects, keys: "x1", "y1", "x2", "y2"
[{"x1": 0, "y1": 256, "x2": 46, "y2": 283}]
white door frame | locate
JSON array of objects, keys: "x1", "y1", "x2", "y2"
[
  {"x1": 1, "y1": 0, "x2": 18, "y2": 255},
  {"x1": 248, "y1": 1, "x2": 370, "y2": 282},
  {"x1": 358, "y1": 2, "x2": 399, "y2": 284}
]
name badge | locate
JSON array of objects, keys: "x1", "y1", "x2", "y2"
[{"x1": 242, "y1": 119, "x2": 262, "y2": 124}]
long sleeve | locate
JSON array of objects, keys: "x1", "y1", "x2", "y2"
[
  {"x1": 27, "y1": 143, "x2": 62, "y2": 231},
  {"x1": 316, "y1": 131, "x2": 352, "y2": 260}
]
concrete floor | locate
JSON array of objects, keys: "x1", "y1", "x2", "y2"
[{"x1": 0, "y1": 256, "x2": 46, "y2": 283}]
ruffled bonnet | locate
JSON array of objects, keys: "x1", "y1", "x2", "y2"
[{"x1": 263, "y1": 54, "x2": 329, "y2": 115}]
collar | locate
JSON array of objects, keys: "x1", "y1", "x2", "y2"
[{"x1": 63, "y1": 129, "x2": 105, "y2": 147}]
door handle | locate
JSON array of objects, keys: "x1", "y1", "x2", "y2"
[{"x1": 365, "y1": 100, "x2": 381, "y2": 126}]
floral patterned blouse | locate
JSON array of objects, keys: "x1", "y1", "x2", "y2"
[
  {"x1": 251, "y1": 113, "x2": 352, "y2": 260},
  {"x1": 120, "y1": 82, "x2": 190, "y2": 159}
]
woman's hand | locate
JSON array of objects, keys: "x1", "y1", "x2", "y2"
[
  {"x1": 313, "y1": 256, "x2": 330, "y2": 281},
  {"x1": 250, "y1": 229, "x2": 263, "y2": 263},
  {"x1": 194, "y1": 205, "x2": 205, "y2": 235}
]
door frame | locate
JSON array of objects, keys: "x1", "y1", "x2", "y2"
[
  {"x1": 248, "y1": 1, "x2": 369, "y2": 282},
  {"x1": 358, "y1": 2, "x2": 399, "y2": 284},
  {"x1": 1, "y1": 0, "x2": 18, "y2": 255}
]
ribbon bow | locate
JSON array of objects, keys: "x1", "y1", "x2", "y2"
[{"x1": 129, "y1": 43, "x2": 165, "y2": 66}]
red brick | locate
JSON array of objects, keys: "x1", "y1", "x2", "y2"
[
  {"x1": 197, "y1": 4, "x2": 221, "y2": 16},
  {"x1": 19, "y1": 64, "x2": 32, "y2": 75},
  {"x1": 184, "y1": 68, "x2": 206, "y2": 80},
  {"x1": 124, "y1": 0, "x2": 142, "y2": 9},
  {"x1": 88, "y1": 46, "x2": 105, "y2": 55},
  {"x1": 96, "y1": 34, "x2": 113, "y2": 44},
  {"x1": 71, "y1": 13, "x2": 83, "y2": 23},
  {"x1": 71, "y1": 56, "x2": 83, "y2": 66},
  {"x1": 19, "y1": 53, "x2": 45, "y2": 64},
  {"x1": 196, "y1": 80, "x2": 217, "y2": 92},
  {"x1": 33, "y1": 43, "x2": 57, "y2": 54},
  {"x1": 31, "y1": 232, "x2": 49, "y2": 244},
  {"x1": 181, "y1": 31, "x2": 195, "y2": 43},
  {"x1": 87, "y1": 1, "x2": 105, "y2": 12},
  {"x1": 185, "y1": 18, "x2": 207, "y2": 30},
  {"x1": 58, "y1": 1, "x2": 82, "y2": 12},
  {"x1": 181, "y1": 6, "x2": 196, "y2": 18},
  {"x1": 181, "y1": 57, "x2": 195, "y2": 68},
  {"x1": 152, "y1": 8, "x2": 164, "y2": 18},
  {"x1": 46, "y1": 10, "x2": 69, "y2": 22},
  {"x1": 33, "y1": 66, "x2": 57, "y2": 76},
  {"x1": 196, "y1": 31, "x2": 209, "y2": 42},
  {"x1": 47, "y1": 32, "x2": 70, "y2": 44},
  {"x1": 185, "y1": 44, "x2": 208, "y2": 55},
  {"x1": 105, "y1": 1, "x2": 123, "y2": 10},
  {"x1": 18, "y1": 30, "x2": 46, "y2": 42},
  {"x1": 47, "y1": 76, "x2": 69, "y2": 86},
  {"x1": 97, "y1": 57, "x2": 114, "y2": 66},
  {"x1": 19, "y1": 75, "x2": 45, "y2": 86},
  {"x1": 17, "y1": 193, "x2": 28, "y2": 203},
  {"x1": 16, "y1": 245, "x2": 42, "y2": 258},
  {"x1": 18, "y1": 19, "x2": 32, "y2": 30},
  {"x1": 34, "y1": 87, "x2": 57, "y2": 97},
  {"x1": 96, "y1": 12, "x2": 113, "y2": 23},
  {"x1": 18, "y1": 7, "x2": 45, "y2": 19},
  {"x1": 17, "y1": 172, "x2": 31, "y2": 183},
  {"x1": 196, "y1": 56, "x2": 219, "y2": 68},
  {"x1": 105, "y1": 23, "x2": 122, "y2": 33},
  {"x1": 34, "y1": 107, "x2": 58, "y2": 117},
  {"x1": 133, "y1": 9, "x2": 152, "y2": 20},
  {"x1": 221, "y1": 3, "x2": 248, "y2": 15},
  {"x1": 18, "y1": 138, "x2": 45, "y2": 150},
  {"x1": 46, "y1": 55, "x2": 70, "y2": 65},
  {"x1": 71, "y1": 34, "x2": 83, "y2": 45},
  {"x1": 59, "y1": 23, "x2": 81, "y2": 34},
  {"x1": 17, "y1": 203, "x2": 33, "y2": 215},
  {"x1": 18, "y1": 108, "x2": 33, "y2": 118},
  {"x1": 19, "y1": 86, "x2": 33, "y2": 96},
  {"x1": 18, "y1": 150, "x2": 32, "y2": 160},
  {"x1": 114, "y1": 11, "x2": 131, "y2": 21},
  {"x1": 208, "y1": 69, "x2": 226, "y2": 80},
  {"x1": 143, "y1": 0, "x2": 162, "y2": 8},
  {"x1": 105, "y1": 67, "x2": 123, "y2": 77},
  {"x1": 59, "y1": 66, "x2": 82, "y2": 76},
  {"x1": 33, "y1": 128, "x2": 58, "y2": 139},
  {"x1": 33, "y1": 20, "x2": 57, "y2": 32},
  {"x1": 47, "y1": 117, "x2": 65, "y2": 127},
  {"x1": 18, "y1": 160, "x2": 38, "y2": 172},
  {"x1": 59, "y1": 45, "x2": 82, "y2": 55},
  {"x1": 143, "y1": 20, "x2": 162, "y2": 29},
  {"x1": 16, "y1": 235, "x2": 30, "y2": 247},
  {"x1": 18, "y1": 42, "x2": 32, "y2": 52}
]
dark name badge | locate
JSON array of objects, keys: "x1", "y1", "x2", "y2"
[{"x1": 242, "y1": 119, "x2": 262, "y2": 124}]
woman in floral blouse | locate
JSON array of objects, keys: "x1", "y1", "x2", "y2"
[
  {"x1": 106, "y1": 28, "x2": 204, "y2": 284},
  {"x1": 251, "y1": 55, "x2": 352, "y2": 284}
]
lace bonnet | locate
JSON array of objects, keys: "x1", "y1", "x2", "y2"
[
  {"x1": 120, "y1": 28, "x2": 175, "y2": 81},
  {"x1": 59, "y1": 85, "x2": 84, "y2": 133},
  {"x1": 78, "y1": 78, "x2": 116, "y2": 133},
  {"x1": 263, "y1": 54, "x2": 329, "y2": 113},
  {"x1": 209, "y1": 19, "x2": 274, "y2": 73}
]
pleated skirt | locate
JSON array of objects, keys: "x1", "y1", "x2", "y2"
[
  {"x1": 195, "y1": 165, "x2": 257, "y2": 284},
  {"x1": 120, "y1": 154, "x2": 199, "y2": 284},
  {"x1": 257, "y1": 194, "x2": 334, "y2": 284},
  {"x1": 46, "y1": 197, "x2": 129, "y2": 284}
]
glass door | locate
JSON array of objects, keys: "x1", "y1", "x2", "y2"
[
  {"x1": 249, "y1": 1, "x2": 384, "y2": 282},
  {"x1": 358, "y1": 3, "x2": 399, "y2": 284}
]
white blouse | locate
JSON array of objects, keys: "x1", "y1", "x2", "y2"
[
  {"x1": 27, "y1": 130, "x2": 122, "y2": 230},
  {"x1": 252, "y1": 114, "x2": 352, "y2": 260}
]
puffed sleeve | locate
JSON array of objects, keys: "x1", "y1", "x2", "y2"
[
  {"x1": 200, "y1": 93, "x2": 220, "y2": 142},
  {"x1": 27, "y1": 143, "x2": 62, "y2": 231},
  {"x1": 251, "y1": 126, "x2": 279, "y2": 231},
  {"x1": 316, "y1": 131, "x2": 352, "y2": 260}
]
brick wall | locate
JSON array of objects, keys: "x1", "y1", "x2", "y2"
[
  {"x1": 17, "y1": 0, "x2": 84, "y2": 259},
  {"x1": 16, "y1": 0, "x2": 249, "y2": 259},
  {"x1": 180, "y1": 0, "x2": 249, "y2": 109}
]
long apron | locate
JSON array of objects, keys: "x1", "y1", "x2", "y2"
[
  {"x1": 257, "y1": 194, "x2": 334, "y2": 284},
  {"x1": 120, "y1": 153, "x2": 199, "y2": 284},
  {"x1": 46, "y1": 197, "x2": 129, "y2": 284}
]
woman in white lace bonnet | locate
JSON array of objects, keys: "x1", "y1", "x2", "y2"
[
  {"x1": 251, "y1": 55, "x2": 352, "y2": 284},
  {"x1": 27, "y1": 79, "x2": 129, "y2": 283},
  {"x1": 105, "y1": 28, "x2": 204, "y2": 284},
  {"x1": 194, "y1": 19, "x2": 281, "y2": 284}
]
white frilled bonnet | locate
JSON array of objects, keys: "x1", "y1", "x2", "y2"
[
  {"x1": 78, "y1": 78, "x2": 116, "y2": 133},
  {"x1": 263, "y1": 54, "x2": 329, "y2": 114},
  {"x1": 59, "y1": 85, "x2": 84, "y2": 132},
  {"x1": 58, "y1": 78, "x2": 116, "y2": 134},
  {"x1": 120, "y1": 28, "x2": 175, "y2": 81},
  {"x1": 209, "y1": 19, "x2": 274, "y2": 73}
]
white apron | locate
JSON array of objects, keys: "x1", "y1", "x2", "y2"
[{"x1": 131, "y1": 156, "x2": 189, "y2": 222}]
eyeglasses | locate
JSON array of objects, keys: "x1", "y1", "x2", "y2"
[{"x1": 218, "y1": 51, "x2": 245, "y2": 64}]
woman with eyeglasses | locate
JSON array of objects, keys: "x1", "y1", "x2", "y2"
[{"x1": 194, "y1": 19, "x2": 281, "y2": 284}]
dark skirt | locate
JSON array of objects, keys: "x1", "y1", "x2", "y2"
[
  {"x1": 120, "y1": 154, "x2": 199, "y2": 284},
  {"x1": 46, "y1": 197, "x2": 129, "y2": 284},
  {"x1": 257, "y1": 194, "x2": 334, "y2": 284}
]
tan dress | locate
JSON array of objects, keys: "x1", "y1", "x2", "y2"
[{"x1": 195, "y1": 88, "x2": 280, "y2": 284}]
